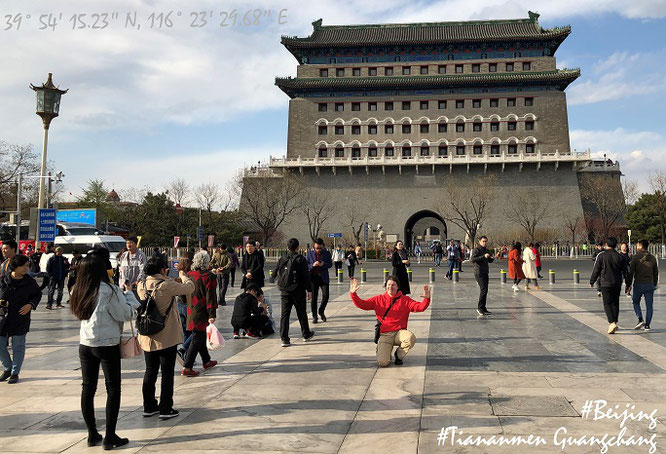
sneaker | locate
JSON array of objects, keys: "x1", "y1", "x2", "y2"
[
  {"x1": 175, "y1": 349, "x2": 185, "y2": 367},
  {"x1": 635, "y1": 320, "x2": 645, "y2": 330},
  {"x1": 142, "y1": 409, "x2": 159, "y2": 418},
  {"x1": 159, "y1": 409, "x2": 180, "y2": 420},
  {"x1": 303, "y1": 331, "x2": 315, "y2": 342},
  {"x1": 203, "y1": 360, "x2": 217, "y2": 370},
  {"x1": 607, "y1": 322, "x2": 618, "y2": 334},
  {"x1": 181, "y1": 368, "x2": 200, "y2": 377},
  {"x1": 644, "y1": 325, "x2": 651, "y2": 331},
  {"x1": 45, "y1": 306, "x2": 53, "y2": 310},
  {"x1": 281, "y1": 340, "x2": 291, "y2": 347},
  {"x1": 56, "y1": 304, "x2": 64, "y2": 309},
  {"x1": 233, "y1": 332, "x2": 240, "y2": 339},
  {"x1": 524, "y1": 286, "x2": 530, "y2": 291},
  {"x1": 512, "y1": 285, "x2": 519, "y2": 292},
  {"x1": 7, "y1": 374, "x2": 18, "y2": 384},
  {"x1": 534, "y1": 286, "x2": 541, "y2": 290},
  {"x1": 245, "y1": 332, "x2": 261, "y2": 340},
  {"x1": 394, "y1": 350, "x2": 403, "y2": 366},
  {"x1": 481, "y1": 310, "x2": 493, "y2": 316},
  {"x1": 102, "y1": 435, "x2": 129, "y2": 450},
  {"x1": 476, "y1": 309, "x2": 485, "y2": 316},
  {"x1": 597, "y1": 291, "x2": 602, "y2": 297},
  {"x1": 0, "y1": 370, "x2": 10, "y2": 382}
]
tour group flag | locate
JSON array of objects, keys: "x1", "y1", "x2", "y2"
[
  {"x1": 137, "y1": 236, "x2": 142, "y2": 247},
  {"x1": 174, "y1": 236, "x2": 180, "y2": 248}
]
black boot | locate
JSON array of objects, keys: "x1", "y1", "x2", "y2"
[{"x1": 103, "y1": 435, "x2": 129, "y2": 450}]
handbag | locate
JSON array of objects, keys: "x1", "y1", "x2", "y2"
[
  {"x1": 120, "y1": 320, "x2": 142, "y2": 358},
  {"x1": 374, "y1": 296, "x2": 400, "y2": 344}
]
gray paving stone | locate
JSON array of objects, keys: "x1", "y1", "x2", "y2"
[{"x1": 490, "y1": 395, "x2": 579, "y2": 417}]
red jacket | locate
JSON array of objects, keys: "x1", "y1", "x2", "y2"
[
  {"x1": 533, "y1": 247, "x2": 542, "y2": 267},
  {"x1": 508, "y1": 248, "x2": 525, "y2": 280},
  {"x1": 351, "y1": 291, "x2": 430, "y2": 333}
]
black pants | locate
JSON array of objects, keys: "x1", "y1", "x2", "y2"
[
  {"x1": 231, "y1": 315, "x2": 266, "y2": 335},
  {"x1": 311, "y1": 275, "x2": 329, "y2": 320},
  {"x1": 513, "y1": 277, "x2": 522, "y2": 285},
  {"x1": 348, "y1": 265, "x2": 355, "y2": 278},
  {"x1": 280, "y1": 292, "x2": 312, "y2": 343},
  {"x1": 67, "y1": 275, "x2": 76, "y2": 293},
  {"x1": 48, "y1": 278, "x2": 65, "y2": 306},
  {"x1": 537, "y1": 265, "x2": 543, "y2": 277},
  {"x1": 230, "y1": 268, "x2": 236, "y2": 287},
  {"x1": 475, "y1": 273, "x2": 489, "y2": 311},
  {"x1": 79, "y1": 344, "x2": 121, "y2": 437},
  {"x1": 184, "y1": 331, "x2": 210, "y2": 369},
  {"x1": 334, "y1": 261, "x2": 342, "y2": 272},
  {"x1": 601, "y1": 286, "x2": 621, "y2": 323},
  {"x1": 142, "y1": 346, "x2": 177, "y2": 413},
  {"x1": 216, "y1": 273, "x2": 230, "y2": 305}
]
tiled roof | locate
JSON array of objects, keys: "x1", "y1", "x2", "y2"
[
  {"x1": 275, "y1": 69, "x2": 581, "y2": 96},
  {"x1": 281, "y1": 13, "x2": 570, "y2": 50}
]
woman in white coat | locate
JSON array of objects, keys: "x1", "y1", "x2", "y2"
[{"x1": 521, "y1": 242, "x2": 540, "y2": 290}]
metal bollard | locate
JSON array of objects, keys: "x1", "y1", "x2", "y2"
[
  {"x1": 337, "y1": 269, "x2": 343, "y2": 283},
  {"x1": 269, "y1": 269, "x2": 275, "y2": 284},
  {"x1": 383, "y1": 268, "x2": 389, "y2": 282},
  {"x1": 452, "y1": 269, "x2": 459, "y2": 283},
  {"x1": 429, "y1": 267, "x2": 435, "y2": 283},
  {"x1": 549, "y1": 269, "x2": 555, "y2": 285},
  {"x1": 407, "y1": 269, "x2": 413, "y2": 282},
  {"x1": 573, "y1": 269, "x2": 580, "y2": 284},
  {"x1": 500, "y1": 269, "x2": 507, "y2": 284},
  {"x1": 361, "y1": 268, "x2": 367, "y2": 283}
]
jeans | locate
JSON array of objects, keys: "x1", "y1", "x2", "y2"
[
  {"x1": 184, "y1": 330, "x2": 210, "y2": 369},
  {"x1": 601, "y1": 286, "x2": 621, "y2": 323},
  {"x1": 79, "y1": 344, "x2": 121, "y2": 437},
  {"x1": 0, "y1": 334, "x2": 26, "y2": 375},
  {"x1": 143, "y1": 346, "x2": 177, "y2": 413},
  {"x1": 310, "y1": 275, "x2": 329, "y2": 319},
  {"x1": 446, "y1": 259, "x2": 456, "y2": 278},
  {"x1": 434, "y1": 253, "x2": 442, "y2": 266},
  {"x1": 216, "y1": 273, "x2": 230, "y2": 306},
  {"x1": 475, "y1": 273, "x2": 489, "y2": 311},
  {"x1": 279, "y1": 292, "x2": 312, "y2": 343},
  {"x1": 47, "y1": 278, "x2": 65, "y2": 306},
  {"x1": 632, "y1": 283, "x2": 655, "y2": 325}
]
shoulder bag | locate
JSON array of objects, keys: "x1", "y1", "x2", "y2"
[{"x1": 374, "y1": 295, "x2": 400, "y2": 344}]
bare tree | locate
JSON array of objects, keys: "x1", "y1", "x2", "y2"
[
  {"x1": 506, "y1": 191, "x2": 552, "y2": 242},
  {"x1": 438, "y1": 175, "x2": 495, "y2": 246},
  {"x1": 300, "y1": 189, "x2": 336, "y2": 243},
  {"x1": 0, "y1": 142, "x2": 40, "y2": 212},
  {"x1": 562, "y1": 214, "x2": 582, "y2": 246},
  {"x1": 195, "y1": 182, "x2": 221, "y2": 225},
  {"x1": 343, "y1": 205, "x2": 365, "y2": 246},
  {"x1": 165, "y1": 178, "x2": 190, "y2": 206},
  {"x1": 238, "y1": 170, "x2": 304, "y2": 246},
  {"x1": 623, "y1": 178, "x2": 640, "y2": 206},
  {"x1": 580, "y1": 175, "x2": 625, "y2": 239},
  {"x1": 649, "y1": 172, "x2": 666, "y2": 245}
]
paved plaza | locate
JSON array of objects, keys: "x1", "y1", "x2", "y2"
[{"x1": 0, "y1": 258, "x2": 664, "y2": 453}]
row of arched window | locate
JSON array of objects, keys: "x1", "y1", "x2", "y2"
[{"x1": 316, "y1": 141, "x2": 538, "y2": 158}]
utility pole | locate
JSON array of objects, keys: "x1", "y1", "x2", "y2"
[
  {"x1": 198, "y1": 208, "x2": 202, "y2": 249},
  {"x1": 15, "y1": 174, "x2": 22, "y2": 246}
]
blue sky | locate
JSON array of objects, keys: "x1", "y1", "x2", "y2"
[{"x1": 1, "y1": 0, "x2": 665, "y2": 206}]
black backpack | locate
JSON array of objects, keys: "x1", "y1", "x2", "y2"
[
  {"x1": 136, "y1": 280, "x2": 173, "y2": 336},
  {"x1": 277, "y1": 254, "x2": 300, "y2": 292}
]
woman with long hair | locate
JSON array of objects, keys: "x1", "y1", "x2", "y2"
[
  {"x1": 70, "y1": 253, "x2": 140, "y2": 450},
  {"x1": 390, "y1": 240, "x2": 411, "y2": 295},
  {"x1": 508, "y1": 242, "x2": 526, "y2": 292},
  {"x1": 522, "y1": 242, "x2": 540, "y2": 290}
]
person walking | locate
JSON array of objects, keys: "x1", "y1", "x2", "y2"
[
  {"x1": 345, "y1": 245, "x2": 359, "y2": 279},
  {"x1": 508, "y1": 242, "x2": 526, "y2": 292},
  {"x1": 350, "y1": 275, "x2": 430, "y2": 367},
  {"x1": 414, "y1": 241, "x2": 423, "y2": 264},
  {"x1": 67, "y1": 249, "x2": 83, "y2": 294},
  {"x1": 625, "y1": 240, "x2": 658, "y2": 331},
  {"x1": 182, "y1": 252, "x2": 218, "y2": 376},
  {"x1": 210, "y1": 244, "x2": 231, "y2": 306},
  {"x1": 445, "y1": 240, "x2": 459, "y2": 280},
  {"x1": 70, "y1": 253, "x2": 140, "y2": 449},
  {"x1": 590, "y1": 237, "x2": 627, "y2": 334},
  {"x1": 228, "y1": 246, "x2": 239, "y2": 288},
  {"x1": 138, "y1": 257, "x2": 195, "y2": 420},
  {"x1": 355, "y1": 244, "x2": 363, "y2": 264},
  {"x1": 46, "y1": 246, "x2": 70, "y2": 309},
  {"x1": 432, "y1": 241, "x2": 444, "y2": 267},
  {"x1": 591, "y1": 243, "x2": 604, "y2": 297},
  {"x1": 619, "y1": 242, "x2": 632, "y2": 297},
  {"x1": 118, "y1": 236, "x2": 147, "y2": 290},
  {"x1": 471, "y1": 236, "x2": 494, "y2": 316},
  {"x1": 391, "y1": 240, "x2": 411, "y2": 295},
  {"x1": 522, "y1": 242, "x2": 540, "y2": 290},
  {"x1": 533, "y1": 242, "x2": 543, "y2": 279},
  {"x1": 306, "y1": 238, "x2": 333, "y2": 323},
  {"x1": 0, "y1": 255, "x2": 42, "y2": 384},
  {"x1": 241, "y1": 242, "x2": 265, "y2": 289},
  {"x1": 331, "y1": 244, "x2": 345, "y2": 276},
  {"x1": 273, "y1": 238, "x2": 314, "y2": 347}
]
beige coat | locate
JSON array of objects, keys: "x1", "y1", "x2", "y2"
[
  {"x1": 522, "y1": 248, "x2": 538, "y2": 280},
  {"x1": 137, "y1": 275, "x2": 194, "y2": 352}
]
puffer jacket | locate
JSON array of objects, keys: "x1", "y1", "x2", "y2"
[{"x1": 79, "y1": 282, "x2": 140, "y2": 347}]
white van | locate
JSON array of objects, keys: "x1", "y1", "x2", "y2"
[{"x1": 55, "y1": 235, "x2": 127, "y2": 269}]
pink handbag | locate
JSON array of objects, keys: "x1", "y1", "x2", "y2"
[{"x1": 120, "y1": 320, "x2": 142, "y2": 358}]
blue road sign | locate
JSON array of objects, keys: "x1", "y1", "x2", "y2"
[
  {"x1": 327, "y1": 233, "x2": 343, "y2": 238},
  {"x1": 38, "y1": 208, "x2": 57, "y2": 242},
  {"x1": 57, "y1": 208, "x2": 97, "y2": 226},
  {"x1": 198, "y1": 226, "x2": 204, "y2": 241},
  {"x1": 364, "y1": 222, "x2": 369, "y2": 242}
]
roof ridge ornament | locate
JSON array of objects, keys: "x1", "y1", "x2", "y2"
[
  {"x1": 528, "y1": 11, "x2": 540, "y2": 23},
  {"x1": 312, "y1": 18, "x2": 323, "y2": 30}
]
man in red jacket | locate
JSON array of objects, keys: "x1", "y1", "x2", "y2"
[{"x1": 350, "y1": 276, "x2": 431, "y2": 367}]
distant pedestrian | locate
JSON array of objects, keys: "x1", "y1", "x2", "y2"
[
  {"x1": 432, "y1": 241, "x2": 444, "y2": 267},
  {"x1": 471, "y1": 236, "x2": 494, "y2": 316},
  {"x1": 273, "y1": 238, "x2": 314, "y2": 347},
  {"x1": 306, "y1": 238, "x2": 333, "y2": 323},
  {"x1": 508, "y1": 242, "x2": 526, "y2": 292},
  {"x1": 522, "y1": 242, "x2": 540, "y2": 290},
  {"x1": 533, "y1": 242, "x2": 543, "y2": 278},
  {"x1": 350, "y1": 276, "x2": 430, "y2": 367},
  {"x1": 0, "y1": 240, "x2": 17, "y2": 278},
  {"x1": 619, "y1": 242, "x2": 632, "y2": 296},
  {"x1": 390, "y1": 240, "x2": 410, "y2": 295},
  {"x1": 414, "y1": 241, "x2": 422, "y2": 264},
  {"x1": 332, "y1": 244, "x2": 345, "y2": 275},
  {"x1": 445, "y1": 240, "x2": 459, "y2": 280},
  {"x1": 355, "y1": 244, "x2": 363, "y2": 263},
  {"x1": 228, "y1": 246, "x2": 239, "y2": 287},
  {"x1": 118, "y1": 236, "x2": 147, "y2": 290},
  {"x1": 241, "y1": 242, "x2": 265, "y2": 289},
  {"x1": 591, "y1": 243, "x2": 604, "y2": 297},
  {"x1": 46, "y1": 247, "x2": 70, "y2": 309},
  {"x1": 626, "y1": 240, "x2": 658, "y2": 331},
  {"x1": 590, "y1": 237, "x2": 627, "y2": 334},
  {"x1": 67, "y1": 249, "x2": 83, "y2": 294},
  {"x1": 345, "y1": 245, "x2": 359, "y2": 279},
  {"x1": 210, "y1": 244, "x2": 231, "y2": 306}
]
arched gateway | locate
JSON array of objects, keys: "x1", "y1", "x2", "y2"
[{"x1": 405, "y1": 210, "x2": 447, "y2": 250}]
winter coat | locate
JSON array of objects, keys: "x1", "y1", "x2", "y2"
[
  {"x1": 46, "y1": 254, "x2": 69, "y2": 282},
  {"x1": 79, "y1": 282, "x2": 140, "y2": 347},
  {"x1": 391, "y1": 251, "x2": 411, "y2": 295},
  {"x1": 626, "y1": 250, "x2": 659, "y2": 287},
  {"x1": 522, "y1": 248, "x2": 538, "y2": 279},
  {"x1": 185, "y1": 270, "x2": 218, "y2": 331},
  {"x1": 508, "y1": 249, "x2": 526, "y2": 280},
  {"x1": 471, "y1": 246, "x2": 494, "y2": 276},
  {"x1": 306, "y1": 248, "x2": 333, "y2": 284},
  {"x1": 231, "y1": 292, "x2": 263, "y2": 326},
  {"x1": 0, "y1": 274, "x2": 41, "y2": 336},
  {"x1": 272, "y1": 252, "x2": 312, "y2": 295},
  {"x1": 211, "y1": 251, "x2": 231, "y2": 274},
  {"x1": 351, "y1": 291, "x2": 430, "y2": 333},
  {"x1": 137, "y1": 275, "x2": 194, "y2": 352},
  {"x1": 590, "y1": 249, "x2": 627, "y2": 288},
  {"x1": 241, "y1": 251, "x2": 265, "y2": 289}
]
